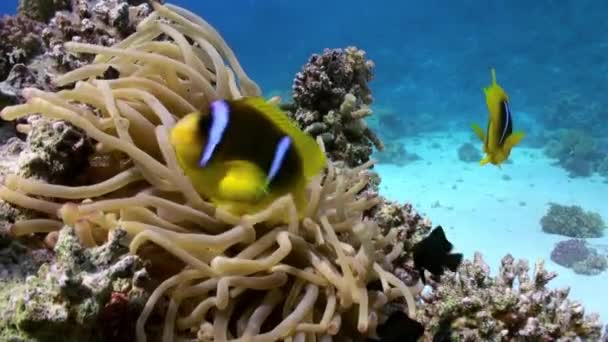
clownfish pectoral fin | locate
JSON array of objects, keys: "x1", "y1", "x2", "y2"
[
  {"x1": 471, "y1": 123, "x2": 486, "y2": 142},
  {"x1": 503, "y1": 131, "x2": 525, "y2": 151},
  {"x1": 480, "y1": 155, "x2": 491, "y2": 166}
]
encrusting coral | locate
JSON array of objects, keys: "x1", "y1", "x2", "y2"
[{"x1": 0, "y1": 3, "x2": 421, "y2": 341}]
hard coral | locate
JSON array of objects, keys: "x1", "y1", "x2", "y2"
[
  {"x1": 288, "y1": 47, "x2": 383, "y2": 167},
  {"x1": 550, "y1": 239, "x2": 590, "y2": 268},
  {"x1": 418, "y1": 252, "x2": 604, "y2": 341},
  {"x1": 0, "y1": 14, "x2": 44, "y2": 81},
  {"x1": 17, "y1": 116, "x2": 94, "y2": 184},
  {"x1": 293, "y1": 47, "x2": 373, "y2": 113},
  {"x1": 18, "y1": 0, "x2": 71, "y2": 22},
  {"x1": 572, "y1": 252, "x2": 608, "y2": 276},
  {"x1": 42, "y1": 0, "x2": 154, "y2": 72},
  {"x1": 375, "y1": 141, "x2": 421, "y2": 166},
  {"x1": 541, "y1": 202, "x2": 606, "y2": 238},
  {"x1": 543, "y1": 91, "x2": 606, "y2": 136},
  {"x1": 0, "y1": 227, "x2": 147, "y2": 341},
  {"x1": 544, "y1": 129, "x2": 606, "y2": 178}
]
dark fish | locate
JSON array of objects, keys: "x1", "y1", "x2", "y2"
[
  {"x1": 368, "y1": 311, "x2": 424, "y2": 342},
  {"x1": 413, "y1": 226, "x2": 463, "y2": 283}
]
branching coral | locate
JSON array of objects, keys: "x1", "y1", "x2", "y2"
[
  {"x1": 418, "y1": 253, "x2": 604, "y2": 341},
  {"x1": 0, "y1": 3, "x2": 420, "y2": 340}
]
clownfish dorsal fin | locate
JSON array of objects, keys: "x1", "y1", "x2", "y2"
[{"x1": 490, "y1": 68, "x2": 498, "y2": 85}]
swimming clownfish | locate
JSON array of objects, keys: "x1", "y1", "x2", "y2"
[
  {"x1": 471, "y1": 68, "x2": 525, "y2": 166},
  {"x1": 169, "y1": 97, "x2": 326, "y2": 219}
]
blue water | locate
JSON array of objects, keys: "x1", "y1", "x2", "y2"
[{"x1": 2, "y1": 0, "x2": 607, "y2": 334}]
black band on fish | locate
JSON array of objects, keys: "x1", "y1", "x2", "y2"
[{"x1": 499, "y1": 100, "x2": 512, "y2": 146}]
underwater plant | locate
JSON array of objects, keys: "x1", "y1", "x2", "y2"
[
  {"x1": 0, "y1": 3, "x2": 423, "y2": 340},
  {"x1": 541, "y1": 203, "x2": 606, "y2": 238}
]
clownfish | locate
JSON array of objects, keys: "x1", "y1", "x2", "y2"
[
  {"x1": 169, "y1": 97, "x2": 326, "y2": 219},
  {"x1": 471, "y1": 68, "x2": 525, "y2": 166}
]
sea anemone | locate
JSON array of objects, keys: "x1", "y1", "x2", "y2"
[{"x1": 0, "y1": 3, "x2": 418, "y2": 341}]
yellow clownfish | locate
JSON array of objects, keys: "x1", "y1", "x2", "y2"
[
  {"x1": 471, "y1": 68, "x2": 525, "y2": 166},
  {"x1": 169, "y1": 97, "x2": 326, "y2": 219}
]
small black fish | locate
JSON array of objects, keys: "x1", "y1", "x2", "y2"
[
  {"x1": 368, "y1": 311, "x2": 424, "y2": 342},
  {"x1": 413, "y1": 226, "x2": 463, "y2": 283}
]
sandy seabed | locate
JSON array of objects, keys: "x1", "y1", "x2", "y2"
[{"x1": 375, "y1": 130, "x2": 608, "y2": 323}]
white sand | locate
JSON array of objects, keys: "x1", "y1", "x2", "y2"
[{"x1": 375, "y1": 130, "x2": 608, "y2": 324}]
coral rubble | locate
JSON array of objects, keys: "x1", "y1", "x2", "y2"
[
  {"x1": 418, "y1": 252, "x2": 604, "y2": 341},
  {"x1": 541, "y1": 202, "x2": 606, "y2": 238},
  {"x1": 287, "y1": 47, "x2": 383, "y2": 167}
]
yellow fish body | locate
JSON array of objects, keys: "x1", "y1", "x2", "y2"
[
  {"x1": 170, "y1": 97, "x2": 326, "y2": 219},
  {"x1": 471, "y1": 68, "x2": 525, "y2": 166}
]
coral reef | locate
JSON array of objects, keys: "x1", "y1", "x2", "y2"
[
  {"x1": 544, "y1": 129, "x2": 606, "y2": 177},
  {"x1": 287, "y1": 47, "x2": 383, "y2": 167},
  {"x1": 541, "y1": 202, "x2": 606, "y2": 238},
  {"x1": 0, "y1": 227, "x2": 147, "y2": 341},
  {"x1": 550, "y1": 239, "x2": 608, "y2": 275},
  {"x1": 0, "y1": 2, "x2": 605, "y2": 341},
  {"x1": 550, "y1": 239, "x2": 591, "y2": 268},
  {"x1": 293, "y1": 47, "x2": 373, "y2": 114},
  {"x1": 16, "y1": 116, "x2": 94, "y2": 184},
  {"x1": 375, "y1": 141, "x2": 421, "y2": 166},
  {"x1": 418, "y1": 252, "x2": 604, "y2": 341},
  {"x1": 457, "y1": 142, "x2": 482, "y2": 163},
  {"x1": 572, "y1": 252, "x2": 607, "y2": 276},
  {"x1": 0, "y1": 4, "x2": 422, "y2": 340},
  {"x1": 40, "y1": 0, "x2": 154, "y2": 72},
  {"x1": 18, "y1": 0, "x2": 71, "y2": 22},
  {"x1": 0, "y1": 14, "x2": 44, "y2": 82},
  {"x1": 543, "y1": 91, "x2": 606, "y2": 136}
]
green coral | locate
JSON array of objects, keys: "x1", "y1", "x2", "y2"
[
  {"x1": 541, "y1": 203, "x2": 606, "y2": 238},
  {"x1": 0, "y1": 227, "x2": 147, "y2": 341}
]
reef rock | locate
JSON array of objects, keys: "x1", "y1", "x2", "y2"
[{"x1": 287, "y1": 47, "x2": 383, "y2": 167}]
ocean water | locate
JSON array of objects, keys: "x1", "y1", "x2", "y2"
[{"x1": 2, "y1": 0, "x2": 607, "y2": 332}]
